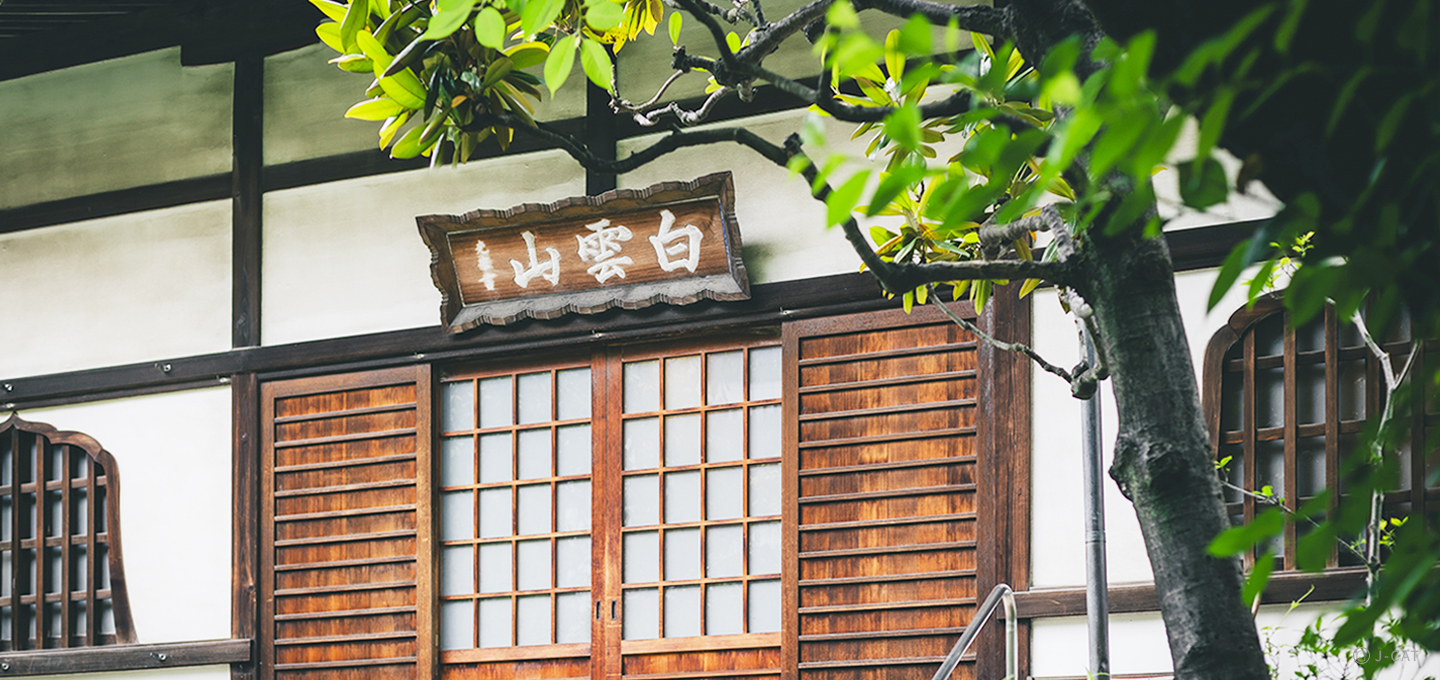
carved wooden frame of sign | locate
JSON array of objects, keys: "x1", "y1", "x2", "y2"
[{"x1": 418, "y1": 172, "x2": 750, "y2": 332}]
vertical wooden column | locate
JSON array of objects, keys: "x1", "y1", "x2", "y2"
[
  {"x1": 234, "y1": 373, "x2": 261, "y2": 680},
  {"x1": 233, "y1": 53, "x2": 264, "y2": 348},
  {"x1": 585, "y1": 61, "x2": 617, "y2": 196}
]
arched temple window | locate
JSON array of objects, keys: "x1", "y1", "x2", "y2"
[{"x1": 0, "y1": 414, "x2": 134, "y2": 649}]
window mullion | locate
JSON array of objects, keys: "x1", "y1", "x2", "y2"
[
  {"x1": 596, "y1": 346, "x2": 624, "y2": 680},
  {"x1": 1242, "y1": 325, "x2": 1258, "y2": 568},
  {"x1": 59, "y1": 446, "x2": 70, "y2": 649},
  {"x1": 1283, "y1": 313, "x2": 1299, "y2": 569},
  {"x1": 1324, "y1": 306, "x2": 1341, "y2": 568},
  {"x1": 9, "y1": 428, "x2": 20, "y2": 651}
]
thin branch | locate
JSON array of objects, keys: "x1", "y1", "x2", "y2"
[
  {"x1": 634, "y1": 87, "x2": 735, "y2": 126},
  {"x1": 614, "y1": 70, "x2": 688, "y2": 116},
  {"x1": 930, "y1": 290, "x2": 1076, "y2": 383},
  {"x1": 1217, "y1": 479, "x2": 1370, "y2": 565}
]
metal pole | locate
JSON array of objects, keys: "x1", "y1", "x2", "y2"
[{"x1": 1081, "y1": 324, "x2": 1110, "y2": 678}]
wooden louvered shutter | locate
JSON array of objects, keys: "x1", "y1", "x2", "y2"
[
  {"x1": 260, "y1": 366, "x2": 435, "y2": 680},
  {"x1": 783, "y1": 305, "x2": 984, "y2": 680}
]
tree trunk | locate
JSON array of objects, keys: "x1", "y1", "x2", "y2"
[{"x1": 1078, "y1": 228, "x2": 1269, "y2": 679}]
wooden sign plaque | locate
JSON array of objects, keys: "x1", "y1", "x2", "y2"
[{"x1": 418, "y1": 172, "x2": 749, "y2": 332}]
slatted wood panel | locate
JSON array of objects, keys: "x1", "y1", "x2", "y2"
[
  {"x1": 261, "y1": 366, "x2": 434, "y2": 680},
  {"x1": 784, "y1": 307, "x2": 980, "y2": 680}
]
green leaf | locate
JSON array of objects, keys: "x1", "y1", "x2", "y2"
[
  {"x1": 1196, "y1": 88, "x2": 1234, "y2": 161},
  {"x1": 1209, "y1": 507, "x2": 1284, "y2": 556},
  {"x1": 1178, "y1": 156, "x2": 1228, "y2": 210},
  {"x1": 884, "y1": 104, "x2": 921, "y2": 153},
  {"x1": 826, "y1": 170, "x2": 871, "y2": 228},
  {"x1": 424, "y1": 0, "x2": 479, "y2": 40},
  {"x1": 544, "y1": 34, "x2": 579, "y2": 95},
  {"x1": 668, "y1": 11, "x2": 682, "y2": 45},
  {"x1": 585, "y1": 0, "x2": 624, "y2": 31},
  {"x1": 329, "y1": 53, "x2": 375, "y2": 73},
  {"x1": 579, "y1": 38, "x2": 615, "y2": 93},
  {"x1": 506, "y1": 41, "x2": 551, "y2": 69},
  {"x1": 380, "y1": 70, "x2": 427, "y2": 109},
  {"x1": 309, "y1": 0, "x2": 349, "y2": 23},
  {"x1": 339, "y1": 0, "x2": 369, "y2": 52},
  {"x1": 726, "y1": 31, "x2": 741, "y2": 53},
  {"x1": 865, "y1": 165, "x2": 927, "y2": 216},
  {"x1": 378, "y1": 110, "x2": 410, "y2": 148},
  {"x1": 897, "y1": 14, "x2": 930, "y2": 56},
  {"x1": 522, "y1": 0, "x2": 566, "y2": 34},
  {"x1": 390, "y1": 125, "x2": 429, "y2": 158},
  {"x1": 316, "y1": 22, "x2": 345, "y2": 52},
  {"x1": 1242, "y1": 550, "x2": 1275, "y2": 606},
  {"x1": 346, "y1": 96, "x2": 406, "y2": 121},
  {"x1": 825, "y1": 0, "x2": 859, "y2": 29},
  {"x1": 1275, "y1": 0, "x2": 1308, "y2": 52},
  {"x1": 1018, "y1": 278, "x2": 1042, "y2": 298},
  {"x1": 1375, "y1": 94, "x2": 1413, "y2": 153},
  {"x1": 355, "y1": 29, "x2": 393, "y2": 73},
  {"x1": 1326, "y1": 67, "x2": 1371, "y2": 137},
  {"x1": 1208, "y1": 238, "x2": 1251, "y2": 311},
  {"x1": 474, "y1": 7, "x2": 507, "y2": 48}
]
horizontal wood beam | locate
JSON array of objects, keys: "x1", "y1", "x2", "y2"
[
  {"x1": 0, "y1": 174, "x2": 230, "y2": 235},
  {"x1": 1013, "y1": 568, "x2": 1367, "y2": 619},
  {"x1": 0, "y1": 638, "x2": 250, "y2": 676},
  {"x1": 0, "y1": 272, "x2": 886, "y2": 410}
]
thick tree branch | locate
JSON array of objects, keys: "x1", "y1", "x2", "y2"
[{"x1": 476, "y1": 113, "x2": 790, "y2": 172}]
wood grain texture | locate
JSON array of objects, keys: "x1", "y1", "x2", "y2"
[
  {"x1": 234, "y1": 373, "x2": 261, "y2": 680},
  {"x1": 784, "y1": 304, "x2": 984, "y2": 680},
  {"x1": 260, "y1": 367, "x2": 431, "y2": 680}
]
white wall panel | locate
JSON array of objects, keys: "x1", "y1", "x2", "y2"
[
  {"x1": 264, "y1": 43, "x2": 585, "y2": 167},
  {"x1": 44, "y1": 667, "x2": 229, "y2": 680},
  {"x1": 1032, "y1": 612, "x2": 1173, "y2": 677},
  {"x1": 0, "y1": 49, "x2": 231, "y2": 209},
  {"x1": 1029, "y1": 267, "x2": 1262, "y2": 587},
  {"x1": 261, "y1": 150, "x2": 587, "y2": 344},
  {"x1": 617, "y1": 109, "x2": 863, "y2": 284},
  {"x1": 23, "y1": 388, "x2": 232, "y2": 644},
  {"x1": 0, "y1": 201, "x2": 231, "y2": 379}
]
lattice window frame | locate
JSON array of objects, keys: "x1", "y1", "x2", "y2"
[{"x1": 0, "y1": 414, "x2": 135, "y2": 651}]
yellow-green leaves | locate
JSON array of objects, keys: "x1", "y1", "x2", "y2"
[
  {"x1": 580, "y1": 38, "x2": 615, "y2": 93},
  {"x1": 378, "y1": 111, "x2": 410, "y2": 148},
  {"x1": 826, "y1": 170, "x2": 871, "y2": 227},
  {"x1": 506, "y1": 42, "x2": 550, "y2": 69},
  {"x1": 522, "y1": 0, "x2": 567, "y2": 35},
  {"x1": 585, "y1": 0, "x2": 624, "y2": 32},
  {"x1": 346, "y1": 96, "x2": 406, "y2": 120},
  {"x1": 1179, "y1": 156, "x2": 1228, "y2": 209},
  {"x1": 668, "y1": 11, "x2": 682, "y2": 45},
  {"x1": 884, "y1": 104, "x2": 921, "y2": 153},
  {"x1": 545, "y1": 33, "x2": 579, "y2": 95},
  {"x1": 309, "y1": 0, "x2": 348, "y2": 23},
  {"x1": 357, "y1": 30, "x2": 427, "y2": 109},
  {"x1": 339, "y1": 0, "x2": 369, "y2": 52},
  {"x1": 474, "y1": 7, "x2": 507, "y2": 48},
  {"x1": 317, "y1": 22, "x2": 345, "y2": 52},
  {"x1": 422, "y1": 0, "x2": 479, "y2": 40}
]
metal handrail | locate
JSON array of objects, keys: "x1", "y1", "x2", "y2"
[{"x1": 930, "y1": 584, "x2": 1017, "y2": 680}]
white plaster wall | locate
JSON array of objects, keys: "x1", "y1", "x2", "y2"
[
  {"x1": 264, "y1": 43, "x2": 586, "y2": 167},
  {"x1": 43, "y1": 667, "x2": 228, "y2": 680},
  {"x1": 1157, "y1": 119, "x2": 1284, "y2": 231},
  {"x1": 0, "y1": 201, "x2": 231, "y2": 379},
  {"x1": 22, "y1": 388, "x2": 232, "y2": 644},
  {"x1": 0, "y1": 49, "x2": 232, "y2": 209},
  {"x1": 1032, "y1": 612, "x2": 1173, "y2": 678},
  {"x1": 1029, "y1": 266, "x2": 1262, "y2": 588},
  {"x1": 261, "y1": 150, "x2": 587, "y2": 344},
  {"x1": 617, "y1": 109, "x2": 864, "y2": 284}
]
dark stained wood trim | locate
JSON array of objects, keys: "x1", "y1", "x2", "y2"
[
  {"x1": 0, "y1": 639, "x2": 252, "y2": 676},
  {"x1": 1, "y1": 273, "x2": 884, "y2": 409},
  {"x1": 1166, "y1": 220, "x2": 1266, "y2": 271},
  {"x1": 414, "y1": 364, "x2": 437, "y2": 680},
  {"x1": 0, "y1": 174, "x2": 231, "y2": 234},
  {"x1": 586, "y1": 76, "x2": 618, "y2": 196},
  {"x1": 780, "y1": 321, "x2": 800, "y2": 680},
  {"x1": 1013, "y1": 568, "x2": 1369, "y2": 619},
  {"x1": 231, "y1": 373, "x2": 260, "y2": 680},
  {"x1": 233, "y1": 53, "x2": 264, "y2": 348}
]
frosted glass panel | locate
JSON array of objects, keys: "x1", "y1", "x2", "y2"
[
  {"x1": 623, "y1": 588, "x2": 659, "y2": 640},
  {"x1": 624, "y1": 360, "x2": 660, "y2": 413},
  {"x1": 478, "y1": 488, "x2": 513, "y2": 538},
  {"x1": 518, "y1": 372, "x2": 552, "y2": 425},
  {"x1": 517, "y1": 540, "x2": 551, "y2": 591},
  {"x1": 624, "y1": 418, "x2": 660, "y2": 470},
  {"x1": 624, "y1": 531, "x2": 659, "y2": 583},
  {"x1": 706, "y1": 525, "x2": 743, "y2": 577},
  {"x1": 706, "y1": 468, "x2": 742, "y2": 520},
  {"x1": 665, "y1": 414, "x2": 702, "y2": 466},
  {"x1": 556, "y1": 536, "x2": 591, "y2": 588},
  {"x1": 749, "y1": 521, "x2": 781, "y2": 574},
  {"x1": 665, "y1": 586, "x2": 701, "y2": 638},
  {"x1": 441, "y1": 546, "x2": 473, "y2": 596},
  {"x1": 557, "y1": 424, "x2": 591, "y2": 476},
  {"x1": 518, "y1": 429, "x2": 552, "y2": 480},
  {"x1": 557, "y1": 481, "x2": 591, "y2": 532},
  {"x1": 665, "y1": 356, "x2": 702, "y2": 409},
  {"x1": 518, "y1": 485, "x2": 552, "y2": 535},
  {"x1": 557, "y1": 367, "x2": 592, "y2": 420},
  {"x1": 441, "y1": 601, "x2": 473, "y2": 650},
  {"x1": 442, "y1": 382, "x2": 475, "y2": 431},
  {"x1": 706, "y1": 409, "x2": 743, "y2": 463},
  {"x1": 749, "y1": 464, "x2": 781, "y2": 516},
  {"x1": 479, "y1": 377, "x2": 513, "y2": 428},
  {"x1": 705, "y1": 582, "x2": 743, "y2": 635},
  {"x1": 479, "y1": 433, "x2": 513, "y2": 483},
  {"x1": 666, "y1": 471, "x2": 701, "y2": 523},
  {"x1": 664, "y1": 528, "x2": 701, "y2": 580},
  {"x1": 478, "y1": 598, "x2": 512, "y2": 648},
  {"x1": 479, "y1": 543, "x2": 512, "y2": 593},
  {"x1": 556, "y1": 591, "x2": 591, "y2": 643},
  {"x1": 749, "y1": 405, "x2": 781, "y2": 459},
  {"x1": 707, "y1": 351, "x2": 743, "y2": 405},
  {"x1": 517, "y1": 594, "x2": 550, "y2": 646},
  {"x1": 624, "y1": 474, "x2": 659, "y2": 526},
  {"x1": 442, "y1": 492, "x2": 473, "y2": 541},
  {"x1": 441, "y1": 437, "x2": 474, "y2": 486},
  {"x1": 749, "y1": 347, "x2": 782, "y2": 400},
  {"x1": 748, "y1": 580, "x2": 781, "y2": 633},
  {"x1": 1340, "y1": 361, "x2": 1367, "y2": 420}
]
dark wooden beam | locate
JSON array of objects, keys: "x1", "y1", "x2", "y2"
[
  {"x1": 0, "y1": 175, "x2": 230, "y2": 234},
  {"x1": 231, "y1": 374, "x2": 260, "y2": 680},
  {"x1": 233, "y1": 52, "x2": 264, "y2": 348},
  {"x1": 0, "y1": 272, "x2": 886, "y2": 410},
  {"x1": 586, "y1": 75, "x2": 618, "y2": 195},
  {"x1": 0, "y1": 639, "x2": 250, "y2": 676},
  {"x1": 1013, "y1": 568, "x2": 1368, "y2": 619}
]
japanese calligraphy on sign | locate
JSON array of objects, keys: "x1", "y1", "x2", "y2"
[{"x1": 418, "y1": 173, "x2": 749, "y2": 331}]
